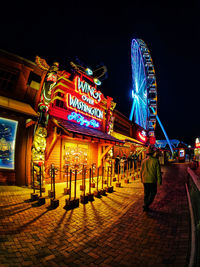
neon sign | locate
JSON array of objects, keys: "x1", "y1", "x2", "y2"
[
  {"x1": 67, "y1": 93, "x2": 103, "y2": 120},
  {"x1": 138, "y1": 131, "x2": 146, "y2": 142},
  {"x1": 68, "y1": 112, "x2": 99, "y2": 128},
  {"x1": 75, "y1": 76, "x2": 102, "y2": 103}
]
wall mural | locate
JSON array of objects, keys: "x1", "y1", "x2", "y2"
[{"x1": 0, "y1": 117, "x2": 18, "y2": 169}]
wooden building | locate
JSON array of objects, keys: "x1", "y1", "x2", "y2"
[{"x1": 0, "y1": 50, "x2": 146, "y2": 186}]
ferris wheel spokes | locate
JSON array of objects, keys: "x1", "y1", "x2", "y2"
[{"x1": 130, "y1": 39, "x2": 157, "y2": 137}]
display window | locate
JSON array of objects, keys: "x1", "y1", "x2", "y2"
[
  {"x1": 0, "y1": 117, "x2": 18, "y2": 170},
  {"x1": 63, "y1": 142, "x2": 89, "y2": 174}
]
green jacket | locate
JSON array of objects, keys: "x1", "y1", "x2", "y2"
[{"x1": 140, "y1": 155, "x2": 162, "y2": 185}]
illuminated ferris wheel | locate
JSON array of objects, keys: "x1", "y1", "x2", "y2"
[{"x1": 129, "y1": 39, "x2": 157, "y2": 137}]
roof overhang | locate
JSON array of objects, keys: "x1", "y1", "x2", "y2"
[
  {"x1": 111, "y1": 131, "x2": 145, "y2": 146},
  {"x1": 0, "y1": 96, "x2": 38, "y2": 118},
  {"x1": 51, "y1": 118, "x2": 124, "y2": 145}
]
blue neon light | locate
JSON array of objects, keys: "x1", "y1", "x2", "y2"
[
  {"x1": 129, "y1": 39, "x2": 147, "y2": 130},
  {"x1": 68, "y1": 112, "x2": 99, "y2": 128}
]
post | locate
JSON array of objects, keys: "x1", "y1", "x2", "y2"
[
  {"x1": 31, "y1": 163, "x2": 39, "y2": 201},
  {"x1": 97, "y1": 167, "x2": 99, "y2": 191},
  {"x1": 116, "y1": 160, "x2": 121, "y2": 188},
  {"x1": 89, "y1": 168, "x2": 91, "y2": 195},
  {"x1": 107, "y1": 166, "x2": 109, "y2": 185},
  {"x1": 53, "y1": 167, "x2": 55, "y2": 199},
  {"x1": 110, "y1": 164, "x2": 112, "y2": 186},
  {"x1": 83, "y1": 167, "x2": 86, "y2": 197},
  {"x1": 33, "y1": 163, "x2": 35, "y2": 193},
  {"x1": 74, "y1": 169, "x2": 77, "y2": 199},
  {"x1": 39, "y1": 165, "x2": 42, "y2": 197},
  {"x1": 118, "y1": 164, "x2": 120, "y2": 183},
  {"x1": 102, "y1": 166, "x2": 104, "y2": 189},
  {"x1": 69, "y1": 169, "x2": 72, "y2": 201},
  {"x1": 66, "y1": 165, "x2": 69, "y2": 188}
]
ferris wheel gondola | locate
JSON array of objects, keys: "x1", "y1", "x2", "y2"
[{"x1": 129, "y1": 39, "x2": 157, "y2": 138}]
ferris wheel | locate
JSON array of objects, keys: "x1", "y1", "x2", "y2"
[{"x1": 129, "y1": 39, "x2": 157, "y2": 138}]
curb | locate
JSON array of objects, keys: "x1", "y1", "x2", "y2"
[{"x1": 185, "y1": 183, "x2": 196, "y2": 267}]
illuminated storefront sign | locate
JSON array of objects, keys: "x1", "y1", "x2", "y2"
[
  {"x1": 52, "y1": 75, "x2": 105, "y2": 129},
  {"x1": 76, "y1": 76, "x2": 102, "y2": 103},
  {"x1": 68, "y1": 112, "x2": 99, "y2": 128},
  {"x1": 0, "y1": 117, "x2": 18, "y2": 169},
  {"x1": 67, "y1": 93, "x2": 103, "y2": 120}
]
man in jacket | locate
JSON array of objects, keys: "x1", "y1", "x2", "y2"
[{"x1": 140, "y1": 146, "x2": 162, "y2": 212}]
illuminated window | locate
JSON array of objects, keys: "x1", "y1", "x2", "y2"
[{"x1": 0, "y1": 117, "x2": 18, "y2": 169}]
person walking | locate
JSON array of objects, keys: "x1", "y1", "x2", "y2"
[{"x1": 140, "y1": 146, "x2": 162, "y2": 212}]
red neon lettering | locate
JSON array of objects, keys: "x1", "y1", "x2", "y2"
[{"x1": 138, "y1": 132, "x2": 146, "y2": 142}]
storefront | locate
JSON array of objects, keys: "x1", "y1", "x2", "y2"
[
  {"x1": 111, "y1": 109, "x2": 147, "y2": 161},
  {"x1": 0, "y1": 50, "x2": 44, "y2": 185},
  {"x1": 0, "y1": 51, "x2": 147, "y2": 186},
  {"x1": 43, "y1": 70, "x2": 124, "y2": 182},
  {"x1": 0, "y1": 96, "x2": 38, "y2": 185}
]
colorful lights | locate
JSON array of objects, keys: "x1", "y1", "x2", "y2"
[
  {"x1": 68, "y1": 112, "x2": 99, "y2": 128},
  {"x1": 94, "y1": 78, "x2": 101, "y2": 86},
  {"x1": 138, "y1": 131, "x2": 147, "y2": 142},
  {"x1": 76, "y1": 76, "x2": 102, "y2": 103},
  {"x1": 195, "y1": 142, "x2": 200, "y2": 148},
  {"x1": 129, "y1": 39, "x2": 148, "y2": 130},
  {"x1": 67, "y1": 93, "x2": 104, "y2": 120},
  {"x1": 85, "y1": 68, "x2": 93, "y2": 76}
]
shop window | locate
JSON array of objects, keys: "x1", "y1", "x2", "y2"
[
  {"x1": 63, "y1": 142, "x2": 88, "y2": 173},
  {"x1": 0, "y1": 117, "x2": 18, "y2": 169},
  {"x1": 0, "y1": 66, "x2": 19, "y2": 92}
]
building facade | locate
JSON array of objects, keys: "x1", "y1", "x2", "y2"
[{"x1": 0, "y1": 50, "x2": 146, "y2": 186}]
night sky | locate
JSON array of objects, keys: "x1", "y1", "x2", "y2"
[{"x1": 1, "y1": 2, "x2": 199, "y2": 145}]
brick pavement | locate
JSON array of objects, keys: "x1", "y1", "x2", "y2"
[{"x1": 0, "y1": 163, "x2": 190, "y2": 267}]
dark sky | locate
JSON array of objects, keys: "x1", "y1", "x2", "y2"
[{"x1": 1, "y1": 2, "x2": 199, "y2": 145}]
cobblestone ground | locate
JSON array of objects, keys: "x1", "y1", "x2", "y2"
[{"x1": 0, "y1": 163, "x2": 190, "y2": 267}]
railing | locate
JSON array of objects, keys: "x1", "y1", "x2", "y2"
[
  {"x1": 31, "y1": 160, "x2": 141, "y2": 208},
  {"x1": 187, "y1": 167, "x2": 200, "y2": 267}
]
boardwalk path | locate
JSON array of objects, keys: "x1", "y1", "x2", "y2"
[{"x1": 0, "y1": 163, "x2": 190, "y2": 266}]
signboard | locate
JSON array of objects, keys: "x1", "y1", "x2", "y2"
[
  {"x1": 0, "y1": 117, "x2": 18, "y2": 169},
  {"x1": 50, "y1": 75, "x2": 105, "y2": 130}
]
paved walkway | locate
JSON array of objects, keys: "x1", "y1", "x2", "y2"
[{"x1": 0, "y1": 163, "x2": 190, "y2": 266}]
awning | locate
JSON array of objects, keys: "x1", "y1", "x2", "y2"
[
  {"x1": 111, "y1": 131, "x2": 145, "y2": 145},
  {"x1": 0, "y1": 96, "x2": 38, "y2": 118},
  {"x1": 52, "y1": 118, "x2": 124, "y2": 144}
]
